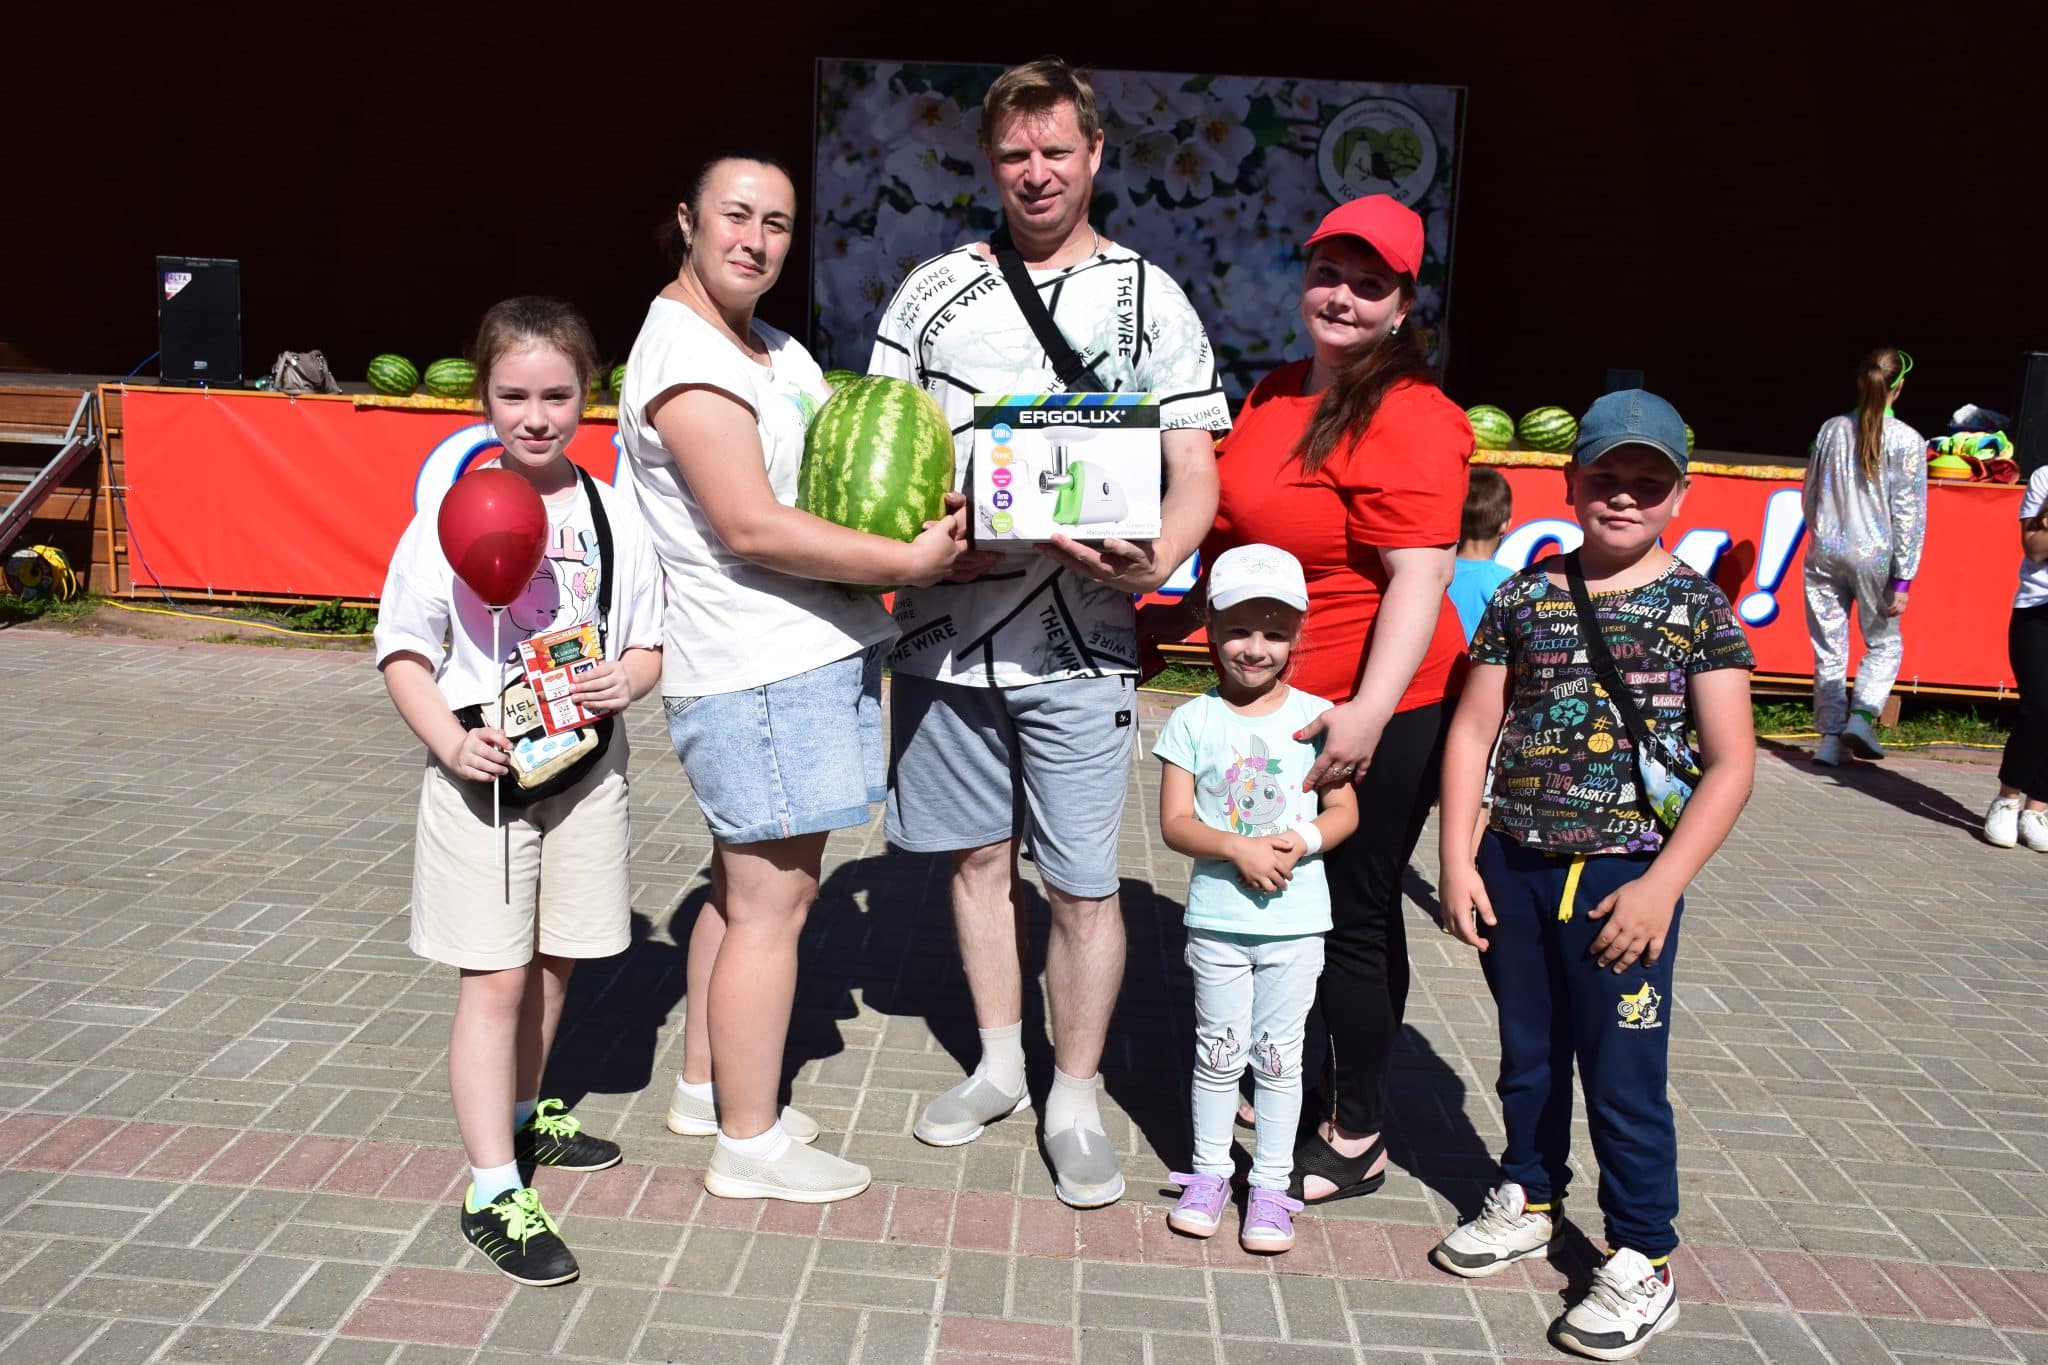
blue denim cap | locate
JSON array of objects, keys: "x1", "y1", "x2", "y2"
[{"x1": 1575, "y1": 388, "x2": 1689, "y2": 473}]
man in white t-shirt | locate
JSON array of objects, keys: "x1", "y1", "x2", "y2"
[{"x1": 870, "y1": 57, "x2": 1229, "y2": 1208}]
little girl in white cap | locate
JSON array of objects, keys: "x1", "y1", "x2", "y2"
[{"x1": 1153, "y1": 544, "x2": 1359, "y2": 1253}]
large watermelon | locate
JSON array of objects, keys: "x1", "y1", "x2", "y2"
[
  {"x1": 1683, "y1": 423, "x2": 1696, "y2": 456},
  {"x1": 423, "y1": 358, "x2": 477, "y2": 400},
  {"x1": 609, "y1": 363, "x2": 627, "y2": 396},
  {"x1": 1465, "y1": 404, "x2": 1514, "y2": 450},
  {"x1": 366, "y1": 354, "x2": 418, "y2": 396},
  {"x1": 822, "y1": 368, "x2": 859, "y2": 393},
  {"x1": 797, "y1": 377, "x2": 953, "y2": 584},
  {"x1": 1517, "y1": 406, "x2": 1579, "y2": 453}
]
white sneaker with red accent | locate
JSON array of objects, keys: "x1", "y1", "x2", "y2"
[
  {"x1": 1431, "y1": 1181, "x2": 1554, "y2": 1278},
  {"x1": 1551, "y1": 1247, "x2": 1677, "y2": 1360}
]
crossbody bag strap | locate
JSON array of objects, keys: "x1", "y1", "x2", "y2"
[
  {"x1": 1563, "y1": 550, "x2": 1661, "y2": 762},
  {"x1": 577, "y1": 465, "x2": 615, "y2": 649},
  {"x1": 988, "y1": 225, "x2": 1104, "y2": 392}
]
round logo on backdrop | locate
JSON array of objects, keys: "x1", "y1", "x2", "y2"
[{"x1": 1316, "y1": 98, "x2": 1438, "y2": 206}]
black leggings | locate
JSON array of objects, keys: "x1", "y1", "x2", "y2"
[
  {"x1": 2002, "y1": 604, "x2": 2048, "y2": 800},
  {"x1": 1316, "y1": 699, "x2": 1449, "y2": 1135}
]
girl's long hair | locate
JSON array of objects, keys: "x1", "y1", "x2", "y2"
[
  {"x1": 1296, "y1": 276, "x2": 1440, "y2": 474},
  {"x1": 1853, "y1": 346, "x2": 1907, "y2": 483}
]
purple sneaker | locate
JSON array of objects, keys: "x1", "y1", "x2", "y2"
[
  {"x1": 1167, "y1": 1171, "x2": 1228, "y2": 1238},
  {"x1": 1241, "y1": 1187, "x2": 1304, "y2": 1253}
]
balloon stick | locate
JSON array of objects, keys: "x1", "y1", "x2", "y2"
[{"x1": 492, "y1": 608, "x2": 507, "y2": 902}]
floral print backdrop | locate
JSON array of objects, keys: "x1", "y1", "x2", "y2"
[{"x1": 810, "y1": 60, "x2": 1464, "y2": 401}]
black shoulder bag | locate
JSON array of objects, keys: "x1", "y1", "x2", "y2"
[
  {"x1": 1563, "y1": 552, "x2": 1699, "y2": 831},
  {"x1": 987, "y1": 225, "x2": 1106, "y2": 392},
  {"x1": 453, "y1": 467, "x2": 616, "y2": 806}
]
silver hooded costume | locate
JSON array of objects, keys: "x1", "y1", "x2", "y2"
[{"x1": 1801, "y1": 411, "x2": 1928, "y2": 734}]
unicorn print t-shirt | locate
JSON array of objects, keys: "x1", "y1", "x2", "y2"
[{"x1": 1153, "y1": 686, "x2": 1335, "y2": 936}]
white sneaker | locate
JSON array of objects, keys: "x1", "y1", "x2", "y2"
[
  {"x1": 1812, "y1": 735, "x2": 1846, "y2": 767},
  {"x1": 1431, "y1": 1181, "x2": 1555, "y2": 1278},
  {"x1": 704, "y1": 1138, "x2": 871, "y2": 1204},
  {"x1": 913, "y1": 1074, "x2": 1030, "y2": 1147},
  {"x1": 1552, "y1": 1247, "x2": 1677, "y2": 1360},
  {"x1": 665, "y1": 1077, "x2": 820, "y2": 1145},
  {"x1": 1841, "y1": 712, "x2": 1886, "y2": 760},
  {"x1": 1986, "y1": 795, "x2": 2022, "y2": 848},
  {"x1": 2021, "y1": 809, "x2": 2048, "y2": 853}
]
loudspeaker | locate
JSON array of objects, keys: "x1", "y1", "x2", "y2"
[
  {"x1": 2017, "y1": 351, "x2": 2048, "y2": 479},
  {"x1": 157, "y1": 256, "x2": 241, "y2": 387}
]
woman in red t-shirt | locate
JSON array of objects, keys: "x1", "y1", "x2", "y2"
[{"x1": 1144, "y1": 195, "x2": 1472, "y2": 1204}]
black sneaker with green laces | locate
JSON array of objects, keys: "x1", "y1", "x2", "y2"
[
  {"x1": 459, "y1": 1185, "x2": 578, "y2": 1287},
  {"x1": 513, "y1": 1098, "x2": 622, "y2": 1172}
]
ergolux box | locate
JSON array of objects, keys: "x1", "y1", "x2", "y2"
[{"x1": 971, "y1": 393, "x2": 1161, "y2": 543}]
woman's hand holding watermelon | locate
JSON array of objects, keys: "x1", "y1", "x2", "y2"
[{"x1": 899, "y1": 493, "x2": 970, "y2": 587}]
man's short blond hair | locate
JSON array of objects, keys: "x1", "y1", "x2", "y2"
[{"x1": 979, "y1": 57, "x2": 1101, "y2": 150}]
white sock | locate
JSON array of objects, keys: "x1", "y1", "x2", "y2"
[
  {"x1": 975, "y1": 1020, "x2": 1027, "y2": 1095},
  {"x1": 716, "y1": 1121, "x2": 791, "y2": 1163},
  {"x1": 469, "y1": 1160, "x2": 521, "y2": 1208},
  {"x1": 1044, "y1": 1066, "x2": 1105, "y2": 1137},
  {"x1": 676, "y1": 1077, "x2": 715, "y2": 1104},
  {"x1": 512, "y1": 1098, "x2": 537, "y2": 1130}
]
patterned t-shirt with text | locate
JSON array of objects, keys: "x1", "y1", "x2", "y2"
[{"x1": 1472, "y1": 558, "x2": 1754, "y2": 854}]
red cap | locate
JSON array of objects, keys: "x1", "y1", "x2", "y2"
[{"x1": 1302, "y1": 195, "x2": 1425, "y2": 278}]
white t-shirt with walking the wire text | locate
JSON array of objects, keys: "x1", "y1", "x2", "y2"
[{"x1": 869, "y1": 242, "x2": 1230, "y2": 688}]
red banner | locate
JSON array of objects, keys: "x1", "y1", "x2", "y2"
[
  {"x1": 1145, "y1": 456, "x2": 2021, "y2": 693},
  {"x1": 121, "y1": 389, "x2": 620, "y2": 601},
  {"x1": 1480, "y1": 461, "x2": 2018, "y2": 690},
  {"x1": 120, "y1": 390, "x2": 2022, "y2": 690}
]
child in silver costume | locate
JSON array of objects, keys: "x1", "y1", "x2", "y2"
[{"x1": 1802, "y1": 346, "x2": 1927, "y2": 765}]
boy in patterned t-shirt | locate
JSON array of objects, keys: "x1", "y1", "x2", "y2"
[{"x1": 1430, "y1": 391, "x2": 1755, "y2": 1361}]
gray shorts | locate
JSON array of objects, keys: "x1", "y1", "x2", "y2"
[{"x1": 886, "y1": 673, "x2": 1136, "y2": 899}]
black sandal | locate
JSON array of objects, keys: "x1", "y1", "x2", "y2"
[{"x1": 1288, "y1": 1130, "x2": 1388, "y2": 1205}]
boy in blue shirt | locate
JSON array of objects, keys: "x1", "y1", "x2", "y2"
[
  {"x1": 1432, "y1": 392, "x2": 1755, "y2": 1359},
  {"x1": 1155, "y1": 545, "x2": 1359, "y2": 1255},
  {"x1": 1448, "y1": 465, "x2": 1514, "y2": 642}
]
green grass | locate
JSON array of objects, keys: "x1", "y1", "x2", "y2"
[
  {"x1": 0, "y1": 591, "x2": 102, "y2": 626},
  {"x1": 1141, "y1": 663, "x2": 1216, "y2": 695},
  {"x1": 282, "y1": 599, "x2": 378, "y2": 634},
  {"x1": 1755, "y1": 697, "x2": 2007, "y2": 748}
]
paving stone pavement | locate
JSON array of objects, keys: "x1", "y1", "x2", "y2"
[{"x1": 2, "y1": 629, "x2": 2045, "y2": 1364}]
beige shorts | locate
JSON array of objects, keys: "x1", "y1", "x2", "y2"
[{"x1": 409, "y1": 731, "x2": 633, "y2": 971}]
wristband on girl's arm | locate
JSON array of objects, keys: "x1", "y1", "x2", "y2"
[
  {"x1": 1889, "y1": 578, "x2": 1912, "y2": 594},
  {"x1": 1298, "y1": 822, "x2": 1324, "y2": 856}
]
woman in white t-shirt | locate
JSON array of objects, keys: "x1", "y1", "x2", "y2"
[
  {"x1": 1984, "y1": 467, "x2": 2048, "y2": 849},
  {"x1": 376, "y1": 298, "x2": 664, "y2": 1287},
  {"x1": 619, "y1": 155, "x2": 965, "y2": 1204}
]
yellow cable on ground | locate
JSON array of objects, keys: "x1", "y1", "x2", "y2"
[{"x1": 103, "y1": 599, "x2": 374, "y2": 639}]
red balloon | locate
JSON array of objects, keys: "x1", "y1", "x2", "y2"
[{"x1": 436, "y1": 467, "x2": 548, "y2": 608}]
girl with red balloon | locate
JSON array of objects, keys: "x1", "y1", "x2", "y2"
[{"x1": 374, "y1": 297, "x2": 664, "y2": 1287}]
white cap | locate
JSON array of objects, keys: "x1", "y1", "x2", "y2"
[{"x1": 1206, "y1": 544, "x2": 1308, "y2": 613}]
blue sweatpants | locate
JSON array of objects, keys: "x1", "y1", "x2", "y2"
[{"x1": 1476, "y1": 831, "x2": 1682, "y2": 1258}]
